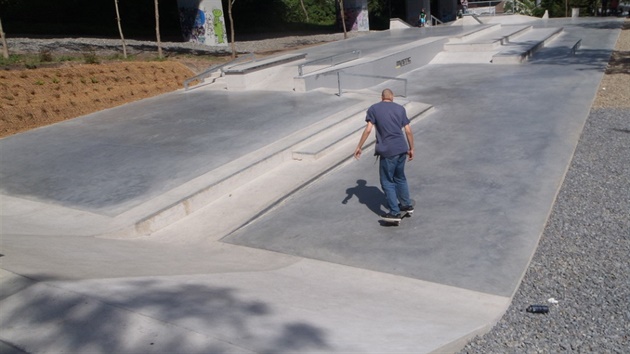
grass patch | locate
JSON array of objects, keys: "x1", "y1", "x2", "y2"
[
  {"x1": 82, "y1": 51, "x2": 100, "y2": 64},
  {"x1": 39, "y1": 50, "x2": 53, "y2": 62}
]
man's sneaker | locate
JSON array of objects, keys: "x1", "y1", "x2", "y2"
[
  {"x1": 381, "y1": 213, "x2": 403, "y2": 222},
  {"x1": 399, "y1": 204, "x2": 414, "y2": 215}
]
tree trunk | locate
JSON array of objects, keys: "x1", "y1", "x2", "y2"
[
  {"x1": 154, "y1": 0, "x2": 163, "y2": 58},
  {"x1": 300, "y1": 0, "x2": 309, "y2": 22},
  {"x1": 339, "y1": 0, "x2": 348, "y2": 39},
  {"x1": 229, "y1": 0, "x2": 237, "y2": 58},
  {"x1": 0, "y1": 17, "x2": 9, "y2": 59},
  {"x1": 114, "y1": 0, "x2": 127, "y2": 58}
]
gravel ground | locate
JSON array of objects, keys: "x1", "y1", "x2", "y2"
[{"x1": 459, "y1": 108, "x2": 630, "y2": 353}]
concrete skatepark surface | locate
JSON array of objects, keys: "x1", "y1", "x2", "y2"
[{"x1": 0, "y1": 16, "x2": 624, "y2": 353}]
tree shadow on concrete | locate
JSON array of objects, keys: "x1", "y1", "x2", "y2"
[
  {"x1": 342, "y1": 179, "x2": 387, "y2": 216},
  {"x1": 571, "y1": 21, "x2": 626, "y2": 30},
  {"x1": 528, "y1": 47, "x2": 618, "y2": 69},
  {"x1": 0, "y1": 276, "x2": 332, "y2": 353}
]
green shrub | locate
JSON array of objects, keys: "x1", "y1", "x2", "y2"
[
  {"x1": 39, "y1": 50, "x2": 53, "y2": 62},
  {"x1": 83, "y1": 51, "x2": 100, "y2": 64}
]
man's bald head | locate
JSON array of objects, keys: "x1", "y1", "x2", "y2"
[{"x1": 381, "y1": 89, "x2": 394, "y2": 101}]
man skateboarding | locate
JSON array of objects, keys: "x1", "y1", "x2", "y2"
[{"x1": 354, "y1": 89, "x2": 415, "y2": 223}]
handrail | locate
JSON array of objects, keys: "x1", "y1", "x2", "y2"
[
  {"x1": 430, "y1": 15, "x2": 444, "y2": 26},
  {"x1": 298, "y1": 50, "x2": 361, "y2": 76},
  {"x1": 183, "y1": 52, "x2": 255, "y2": 90},
  {"x1": 336, "y1": 71, "x2": 408, "y2": 97}
]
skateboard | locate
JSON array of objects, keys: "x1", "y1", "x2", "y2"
[{"x1": 380, "y1": 209, "x2": 413, "y2": 226}]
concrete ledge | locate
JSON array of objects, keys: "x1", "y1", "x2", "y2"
[
  {"x1": 447, "y1": 24, "x2": 501, "y2": 44},
  {"x1": 444, "y1": 25, "x2": 532, "y2": 52},
  {"x1": 390, "y1": 18, "x2": 414, "y2": 29},
  {"x1": 492, "y1": 27, "x2": 563, "y2": 64},
  {"x1": 224, "y1": 53, "x2": 307, "y2": 74},
  {"x1": 223, "y1": 53, "x2": 307, "y2": 91},
  {"x1": 295, "y1": 37, "x2": 448, "y2": 92}
]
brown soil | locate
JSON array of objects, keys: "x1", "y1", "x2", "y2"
[
  {"x1": 1, "y1": 20, "x2": 628, "y2": 138},
  {"x1": 0, "y1": 59, "x2": 215, "y2": 137}
]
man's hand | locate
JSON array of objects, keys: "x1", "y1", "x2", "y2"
[
  {"x1": 354, "y1": 147, "x2": 362, "y2": 159},
  {"x1": 408, "y1": 149, "x2": 414, "y2": 161}
]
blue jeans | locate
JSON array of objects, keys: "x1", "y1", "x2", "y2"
[{"x1": 379, "y1": 153, "x2": 412, "y2": 215}]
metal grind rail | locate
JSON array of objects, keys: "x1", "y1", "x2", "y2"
[
  {"x1": 184, "y1": 52, "x2": 255, "y2": 90},
  {"x1": 298, "y1": 50, "x2": 361, "y2": 76}
]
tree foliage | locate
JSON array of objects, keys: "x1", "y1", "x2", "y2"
[
  {"x1": 504, "y1": 0, "x2": 538, "y2": 15},
  {"x1": 538, "y1": 0, "x2": 600, "y2": 17}
]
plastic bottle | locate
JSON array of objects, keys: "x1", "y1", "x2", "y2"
[{"x1": 526, "y1": 305, "x2": 549, "y2": 313}]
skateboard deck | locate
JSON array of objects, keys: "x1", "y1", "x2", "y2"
[{"x1": 381, "y1": 210, "x2": 412, "y2": 226}]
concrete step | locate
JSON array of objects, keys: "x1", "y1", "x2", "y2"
[
  {"x1": 292, "y1": 101, "x2": 434, "y2": 161},
  {"x1": 492, "y1": 27, "x2": 564, "y2": 64},
  {"x1": 528, "y1": 33, "x2": 582, "y2": 63},
  {"x1": 444, "y1": 25, "x2": 532, "y2": 52}
]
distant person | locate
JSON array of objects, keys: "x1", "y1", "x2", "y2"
[
  {"x1": 419, "y1": 8, "x2": 427, "y2": 27},
  {"x1": 353, "y1": 89, "x2": 415, "y2": 223},
  {"x1": 461, "y1": 0, "x2": 469, "y2": 14}
]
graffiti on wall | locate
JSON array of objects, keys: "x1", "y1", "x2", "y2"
[
  {"x1": 177, "y1": 0, "x2": 227, "y2": 46},
  {"x1": 339, "y1": 0, "x2": 369, "y2": 32}
]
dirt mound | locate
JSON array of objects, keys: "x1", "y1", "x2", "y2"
[{"x1": 0, "y1": 61, "x2": 196, "y2": 137}]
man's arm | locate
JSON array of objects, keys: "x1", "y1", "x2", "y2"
[
  {"x1": 354, "y1": 121, "x2": 373, "y2": 159},
  {"x1": 404, "y1": 124, "x2": 414, "y2": 161}
]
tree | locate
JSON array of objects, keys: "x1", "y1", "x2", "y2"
[
  {"x1": 114, "y1": 0, "x2": 127, "y2": 58},
  {"x1": 154, "y1": 0, "x2": 163, "y2": 59},
  {"x1": 503, "y1": 0, "x2": 538, "y2": 15},
  {"x1": 339, "y1": 0, "x2": 347, "y2": 39},
  {"x1": 537, "y1": 0, "x2": 598, "y2": 17},
  {"x1": 229, "y1": 0, "x2": 236, "y2": 58},
  {"x1": 0, "y1": 16, "x2": 8, "y2": 59},
  {"x1": 300, "y1": 0, "x2": 309, "y2": 21}
]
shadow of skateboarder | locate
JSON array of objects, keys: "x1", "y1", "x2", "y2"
[{"x1": 342, "y1": 179, "x2": 388, "y2": 216}]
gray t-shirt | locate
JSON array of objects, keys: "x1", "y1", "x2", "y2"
[{"x1": 366, "y1": 101, "x2": 410, "y2": 158}]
